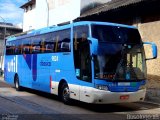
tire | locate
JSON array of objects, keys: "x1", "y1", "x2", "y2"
[
  {"x1": 14, "y1": 75, "x2": 22, "y2": 91},
  {"x1": 61, "y1": 83, "x2": 71, "y2": 104}
]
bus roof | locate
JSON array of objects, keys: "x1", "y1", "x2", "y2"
[{"x1": 7, "y1": 21, "x2": 137, "y2": 42}]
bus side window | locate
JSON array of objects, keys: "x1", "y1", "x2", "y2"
[
  {"x1": 32, "y1": 36, "x2": 41, "y2": 54},
  {"x1": 23, "y1": 46, "x2": 30, "y2": 54},
  {"x1": 6, "y1": 46, "x2": 10, "y2": 55},
  {"x1": 41, "y1": 38, "x2": 45, "y2": 53},
  {"x1": 45, "y1": 44, "x2": 54, "y2": 52},
  {"x1": 20, "y1": 39, "x2": 29, "y2": 54},
  {"x1": 16, "y1": 40, "x2": 22, "y2": 55},
  {"x1": 60, "y1": 29, "x2": 70, "y2": 52},
  {"x1": 14, "y1": 46, "x2": 19, "y2": 55},
  {"x1": 44, "y1": 32, "x2": 55, "y2": 53},
  {"x1": 61, "y1": 40, "x2": 70, "y2": 52},
  {"x1": 20, "y1": 43, "x2": 23, "y2": 54},
  {"x1": 33, "y1": 46, "x2": 40, "y2": 53},
  {"x1": 6, "y1": 41, "x2": 14, "y2": 55},
  {"x1": 55, "y1": 35, "x2": 59, "y2": 52},
  {"x1": 29, "y1": 38, "x2": 33, "y2": 54},
  {"x1": 73, "y1": 25, "x2": 91, "y2": 82},
  {"x1": 55, "y1": 29, "x2": 71, "y2": 52},
  {"x1": 11, "y1": 42, "x2": 15, "y2": 55}
]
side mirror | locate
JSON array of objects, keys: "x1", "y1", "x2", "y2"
[
  {"x1": 143, "y1": 42, "x2": 157, "y2": 60},
  {"x1": 88, "y1": 37, "x2": 98, "y2": 54}
]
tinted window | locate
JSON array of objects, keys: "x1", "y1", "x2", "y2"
[
  {"x1": 31, "y1": 36, "x2": 41, "y2": 54},
  {"x1": 6, "y1": 28, "x2": 71, "y2": 55},
  {"x1": 13, "y1": 40, "x2": 21, "y2": 55},
  {"x1": 55, "y1": 29, "x2": 71, "y2": 52},
  {"x1": 73, "y1": 25, "x2": 92, "y2": 82},
  {"x1": 45, "y1": 32, "x2": 55, "y2": 53},
  {"x1": 22, "y1": 38, "x2": 30, "y2": 54},
  {"x1": 6, "y1": 41, "x2": 16, "y2": 55},
  {"x1": 92, "y1": 25, "x2": 141, "y2": 44}
]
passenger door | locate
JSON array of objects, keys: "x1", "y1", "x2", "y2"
[{"x1": 73, "y1": 25, "x2": 93, "y2": 102}]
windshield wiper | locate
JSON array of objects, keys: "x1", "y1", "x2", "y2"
[
  {"x1": 112, "y1": 44, "x2": 126, "y2": 81},
  {"x1": 113, "y1": 44, "x2": 139, "y2": 81}
]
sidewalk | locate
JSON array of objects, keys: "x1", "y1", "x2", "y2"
[
  {"x1": 0, "y1": 76, "x2": 11, "y2": 87},
  {"x1": 145, "y1": 89, "x2": 160, "y2": 104},
  {"x1": 0, "y1": 76, "x2": 160, "y2": 104}
]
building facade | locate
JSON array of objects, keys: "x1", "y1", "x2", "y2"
[
  {"x1": 21, "y1": 0, "x2": 111, "y2": 32},
  {"x1": 20, "y1": 0, "x2": 36, "y2": 32}
]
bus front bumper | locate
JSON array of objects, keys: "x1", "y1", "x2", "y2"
[{"x1": 81, "y1": 88, "x2": 146, "y2": 104}]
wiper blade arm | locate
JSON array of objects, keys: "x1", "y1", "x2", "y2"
[{"x1": 113, "y1": 44, "x2": 126, "y2": 80}]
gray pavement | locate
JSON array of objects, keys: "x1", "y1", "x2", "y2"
[
  {"x1": 0, "y1": 76, "x2": 160, "y2": 104},
  {"x1": 0, "y1": 76, "x2": 160, "y2": 120},
  {"x1": 146, "y1": 89, "x2": 160, "y2": 104},
  {"x1": 0, "y1": 77, "x2": 11, "y2": 87}
]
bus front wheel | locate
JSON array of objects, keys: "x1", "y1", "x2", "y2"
[
  {"x1": 14, "y1": 75, "x2": 22, "y2": 91},
  {"x1": 61, "y1": 83, "x2": 71, "y2": 104}
]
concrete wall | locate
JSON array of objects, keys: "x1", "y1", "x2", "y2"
[{"x1": 137, "y1": 21, "x2": 160, "y2": 76}]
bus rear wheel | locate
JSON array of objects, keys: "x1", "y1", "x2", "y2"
[
  {"x1": 61, "y1": 83, "x2": 71, "y2": 104},
  {"x1": 14, "y1": 75, "x2": 22, "y2": 91}
]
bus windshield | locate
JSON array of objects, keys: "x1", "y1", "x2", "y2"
[
  {"x1": 92, "y1": 25, "x2": 147, "y2": 81},
  {"x1": 92, "y1": 25, "x2": 141, "y2": 44}
]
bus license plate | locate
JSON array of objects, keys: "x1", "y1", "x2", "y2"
[
  {"x1": 118, "y1": 82, "x2": 130, "y2": 86},
  {"x1": 120, "y1": 95, "x2": 129, "y2": 100}
]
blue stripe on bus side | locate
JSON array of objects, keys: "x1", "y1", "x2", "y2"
[
  {"x1": 23, "y1": 54, "x2": 32, "y2": 70},
  {"x1": 23, "y1": 54, "x2": 37, "y2": 81},
  {"x1": 32, "y1": 54, "x2": 37, "y2": 81}
]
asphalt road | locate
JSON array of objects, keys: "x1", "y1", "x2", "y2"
[{"x1": 0, "y1": 79, "x2": 160, "y2": 120}]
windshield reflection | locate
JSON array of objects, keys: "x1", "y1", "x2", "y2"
[
  {"x1": 94, "y1": 44, "x2": 147, "y2": 81},
  {"x1": 92, "y1": 24, "x2": 146, "y2": 81}
]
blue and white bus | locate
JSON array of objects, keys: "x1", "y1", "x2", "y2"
[{"x1": 4, "y1": 21, "x2": 157, "y2": 104}]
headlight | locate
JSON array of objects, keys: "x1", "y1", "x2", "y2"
[
  {"x1": 139, "y1": 85, "x2": 146, "y2": 90},
  {"x1": 96, "y1": 85, "x2": 109, "y2": 91}
]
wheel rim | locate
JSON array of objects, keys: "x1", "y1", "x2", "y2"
[
  {"x1": 15, "y1": 78, "x2": 19, "y2": 89},
  {"x1": 15, "y1": 81, "x2": 18, "y2": 89},
  {"x1": 62, "y1": 87, "x2": 70, "y2": 101}
]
